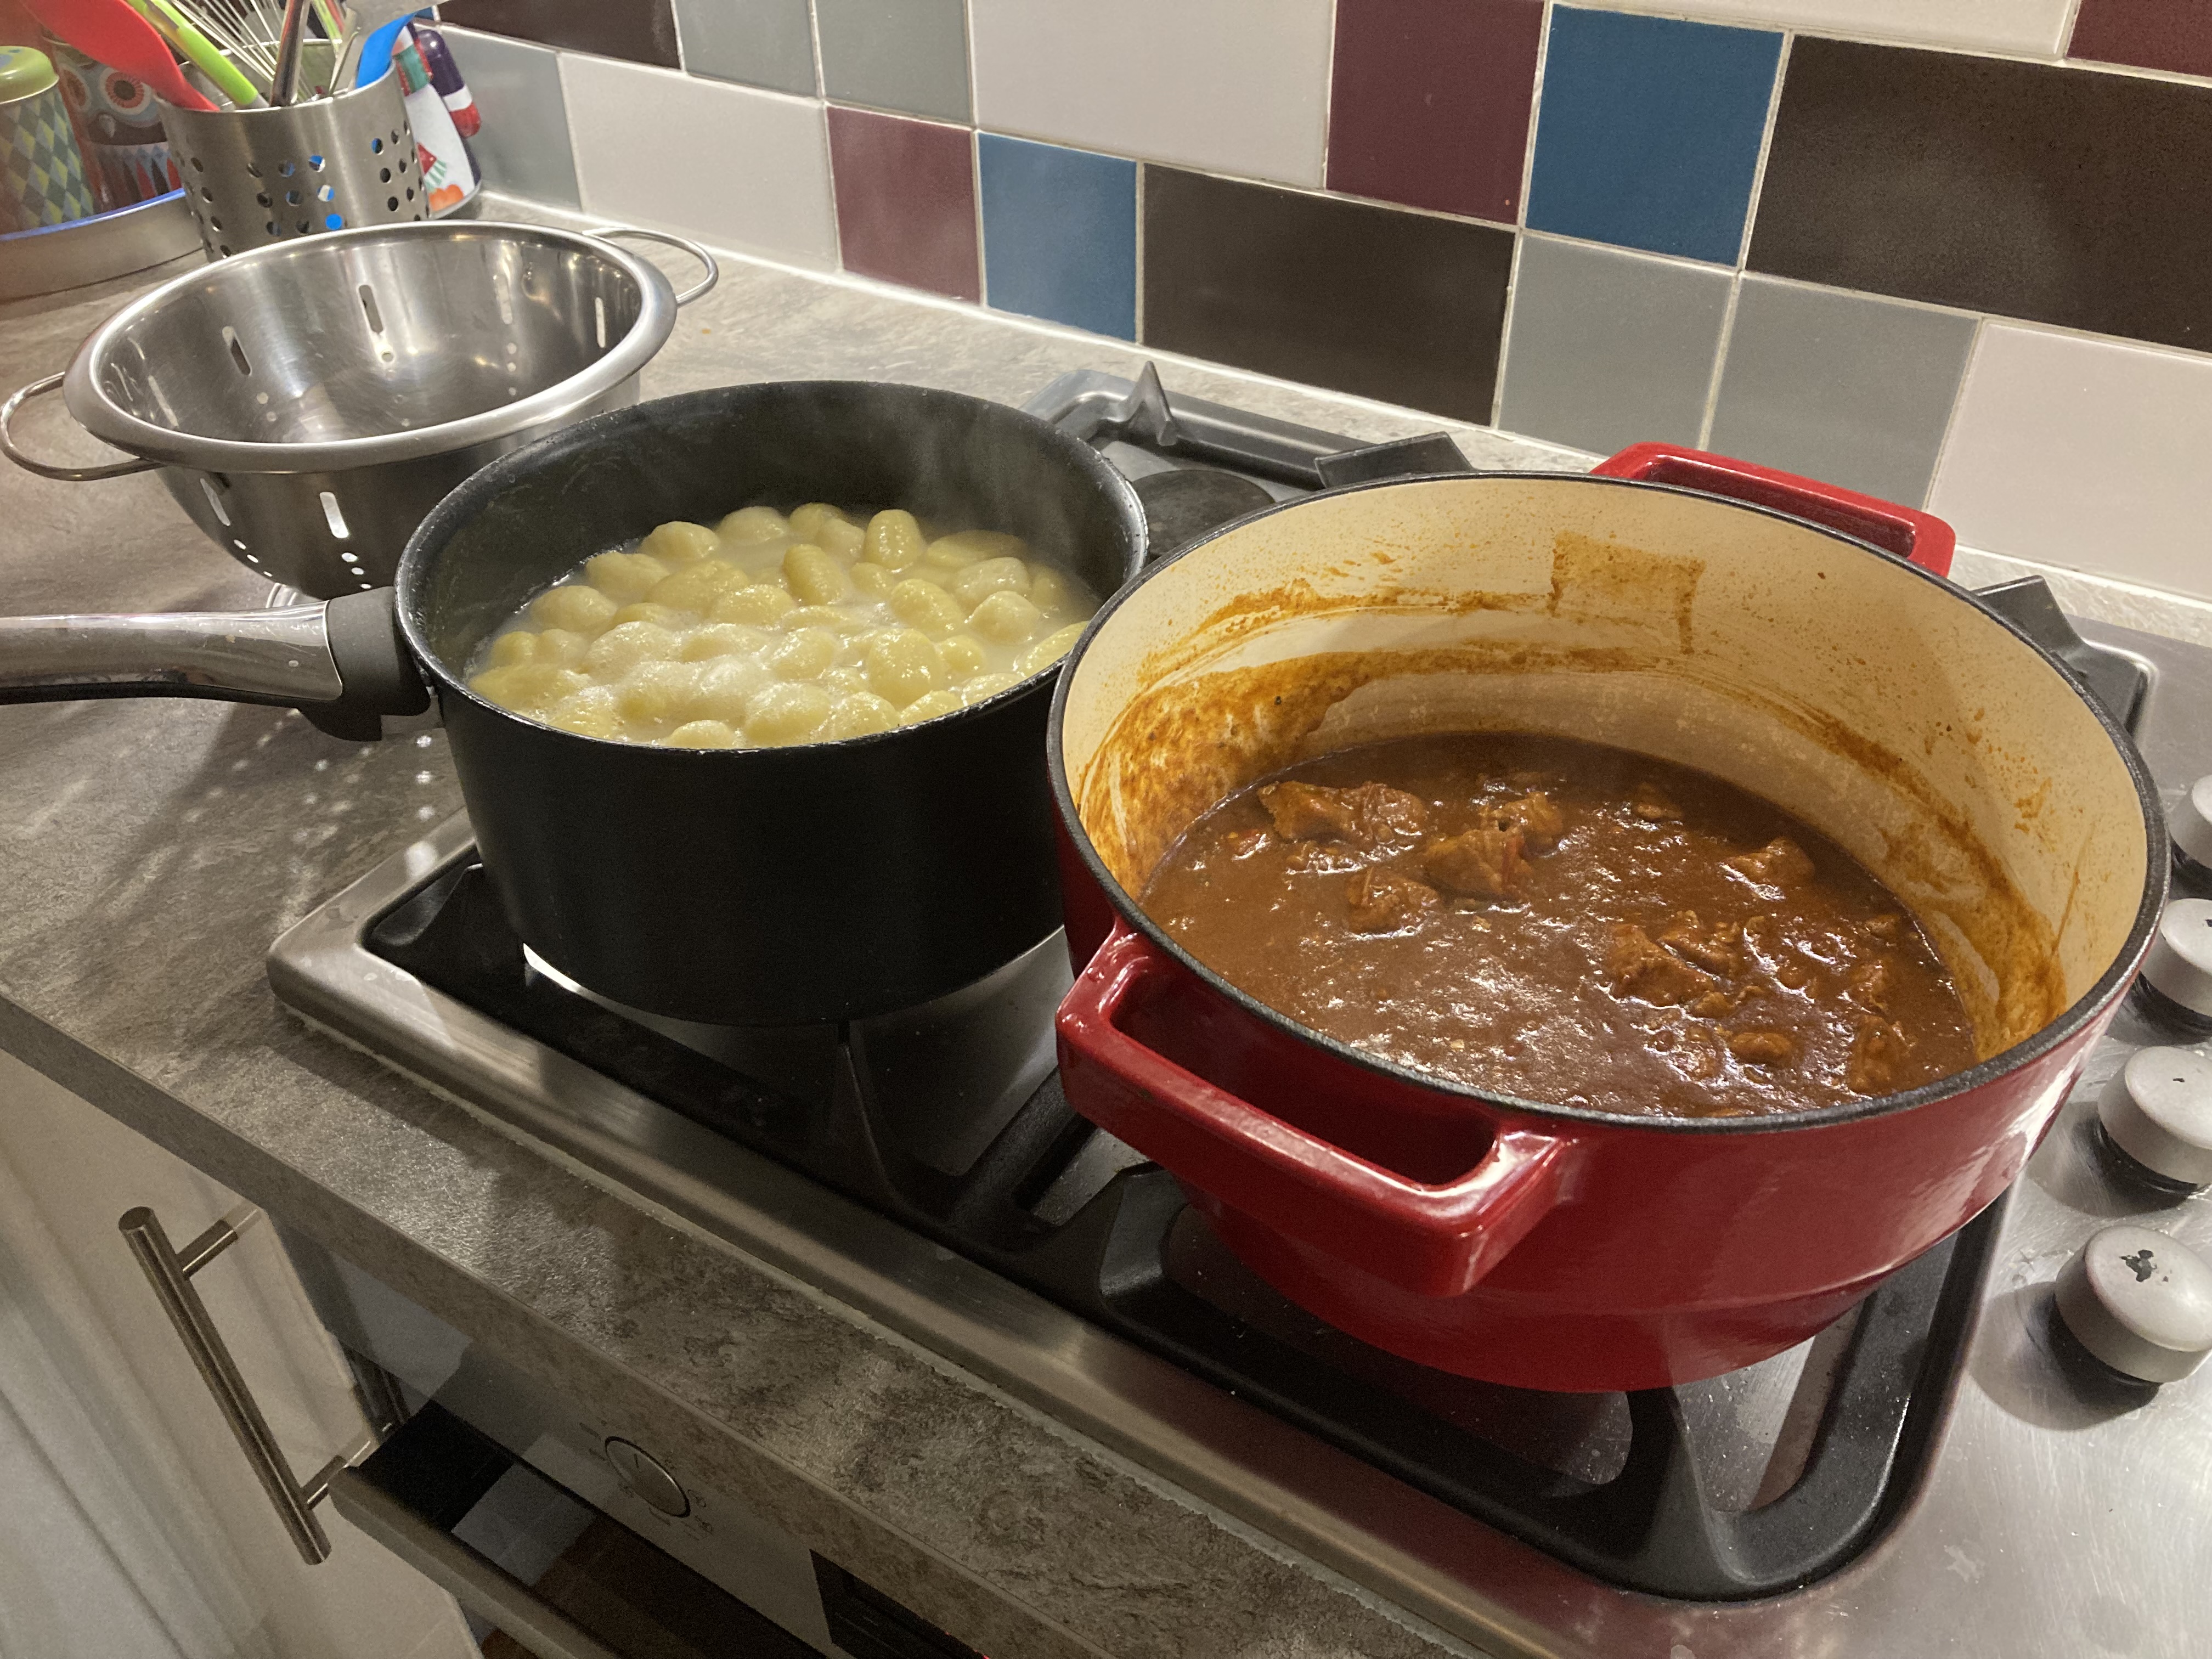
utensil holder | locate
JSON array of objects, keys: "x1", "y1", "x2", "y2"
[{"x1": 157, "y1": 69, "x2": 422, "y2": 259}]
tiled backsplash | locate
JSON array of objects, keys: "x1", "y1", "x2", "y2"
[{"x1": 438, "y1": 0, "x2": 2212, "y2": 605}]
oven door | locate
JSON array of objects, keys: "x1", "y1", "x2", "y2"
[{"x1": 280, "y1": 1227, "x2": 985, "y2": 1659}]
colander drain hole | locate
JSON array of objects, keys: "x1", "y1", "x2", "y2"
[
  {"x1": 594, "y1": 295, "x2": 607, "y2": 349},
  {"x1": 221, "y1": 328, "x2": 252, "y2": 376},
  {"x1": 320, "y1": 493, "x2": 351, "y2": 541},
  {"x1": 199, "y1": 478, "x2": 230, "y2": 527},
  {"x1": 359, "y1": 285, "x2": 386, "y2": 335}
]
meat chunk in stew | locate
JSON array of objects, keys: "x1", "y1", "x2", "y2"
[
  {"x1": 1605, "y1": 923, "x2": 1717, "y2": 1006},
  {"x1": 1345, "y1": 868, "x2": 1441, "y2": 935},
  {"x1": 1260, "y1": 781, "x2": 1429, "y2": 849},
  {"x1": 1426, "y1": 824, "x2": 1529, "y2": 899}
]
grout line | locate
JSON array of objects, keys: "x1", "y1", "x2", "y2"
[
  {"x1": 1489, "y1": 230, "x2": 1530, "y2": 427},
  {"x1": 1736, "y1": 31, "x2": 1791, "y2": 273},
  {"x1": 1516, "y1": 1, "x2": 1553, "y2": 230},
  {"x1": 1696, "y1": 272, "x2": 1741, "y2": 449},
  {"x1": 1132, "y1": 162, "x2": 1147, "y2": 342},
  {"x1": 970, "y1": 126, "x2": 988, "y2": 309},
  {"x1": 2058, "y1": 0, "x2": 2087, "y2": 58},
  {"x1": 1318, "y1": 0, "x2": 1340, "y2": 184},
  {"x1": 1921, "y1": 315, "x2": 1987, "y2": 509},
  {"x1": 807, "y1": 0, "x2": 826, "y2": 99},
  {"x1": 964, "y1": 0, "x2": 988, "y2": 309}
]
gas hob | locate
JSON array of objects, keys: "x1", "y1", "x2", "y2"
[{"x1": 269, "y1": 370, "x2": 2212, "y2": 1659}]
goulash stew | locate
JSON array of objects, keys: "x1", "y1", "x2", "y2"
[{"x1": 1139, "y1": 734, "x2": 1976, "y2": 1119}]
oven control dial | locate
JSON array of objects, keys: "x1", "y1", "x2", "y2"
[
  {"x1": 603, "y1": 1437, "x2": 690, "y2": 1517},
  {"x1": 2099, "y1": 1047, "x2": 2212, "y2": 1190},
  {"x1": 2171, "y1": 775, "x2": 2212, "y2": 882},
  {"x1": 2055, "y1": 1224, "x2": 2212, "y2": 1385},
  {"x1": 2138, "y1": 898, "x2": 2212, "y2": 1034}
]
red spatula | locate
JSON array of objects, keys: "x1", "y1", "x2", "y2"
[{"x1": 24, "y1": 0, "x2": 218, "y2": 111}]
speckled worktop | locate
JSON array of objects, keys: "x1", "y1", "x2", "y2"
[{"x1": 3, "y1": 207, "x2": 2206, "y2": 1659}]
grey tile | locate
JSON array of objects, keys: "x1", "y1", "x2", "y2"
[
  {"x1": 1708, "y1": 276, "x2": 1978, "y2": 508},
  {"x1": 1497, "y1": 235, "x2": 1731, "y2": 456},
  {"x1": 441, "y1": 28, "x2": 581, "y2": 209},
  {"x1": 817, "y1": 0, "x2": 970, "y2": 123},
  {"x1": 674, "y1": 0, "x2": 816, "y2": 96}
]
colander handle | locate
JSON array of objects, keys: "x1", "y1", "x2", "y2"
[
  {"x1": 0, "y1": 375, "x2": 159, "y2": 482},
  {"x1": 587, "y1": 227, "x2": 720, "y2": 307}
]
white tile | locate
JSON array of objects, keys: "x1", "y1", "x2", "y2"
[
  {"x1": 970, "y1": 0, "x2": 1332, "y2": 187},
  {"x1": 1928, "y1": 324, "x2": 2212, "y2": 603},
  {"x1": 1596, "y1": 0, "x2": 2073, "y2": 55},
  {"x1": 558, "y1": 54, "x2": 837, "y2": 267}
]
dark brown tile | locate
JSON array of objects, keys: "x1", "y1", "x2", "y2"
[
  {"x1": 2069, "y1": 0, "x2": 2212, "y2": 78},
  {"x1": 437, "y1": 0, "x2": 679, "y2": 69},
  {"x1": 1142, "y1": 167, "x2": 1511, "y2": 421},
  {"x1": 827, "y1": 107, "x2": 979, "y2": 303},
  {"x1": 1747, "y1": 39, "x2": 2212, "y2": 352},
  {"x1": 1325, "y1": 0, "x2": 1544, "y2": 225}
]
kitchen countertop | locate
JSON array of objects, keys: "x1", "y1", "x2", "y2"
[{"x1": 2, "y1": 204, "x2": 2206, "y2": 1659}]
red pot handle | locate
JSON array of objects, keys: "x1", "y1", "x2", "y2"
[
  {"x1": 1056, "y1": 923, "x2": 1577, "y2": 1299},
  {"x1": 1593, "y1": 441, "x2": 1955, "y2": 578}
]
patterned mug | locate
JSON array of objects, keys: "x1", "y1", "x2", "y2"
[{"x1": 0, "y1": 43, "x2": 95, "y2": 232}]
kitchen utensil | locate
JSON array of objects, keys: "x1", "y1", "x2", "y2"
[
  {"x1": 332, "y1": 1, "x2": 416, "y2": 89},
  {"x1": 266, "y1": 0, "x2": 306, "y2": 103},
  {"x1": 21, "y1": 0, "x2": 216, "y2": 111},
  {"x1": 0, "y1": 380, "x2": 1149, "y2": 1025},
  {"x1": 159, "y1": 0, "x2": 284, "y2": 96},
  {"x1": 0, "y1": 220, "x2": 715, "y2": 592},
  {"x1": 0, "y1": 44, "x2": 97, "y2": 230},
  {"x1": 126, "y1": 0, "x2": 263, "y2": 108},
  {"x1": 1048, "y1": 442, "x2": 2162, "y2": 1392}
]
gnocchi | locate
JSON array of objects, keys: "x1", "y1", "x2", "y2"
[{"x1": 467, "y1": 503, "x2": 1098, "y2": 748}]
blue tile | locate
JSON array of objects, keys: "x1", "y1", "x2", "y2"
[
  {"x1": 978, "y1": 135, "x2": 1137, "y2": 340},
  {"x1": 1525, "y1": 7, "x2": 1781, "y2": 265}
]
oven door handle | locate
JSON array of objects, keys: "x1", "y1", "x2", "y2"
[
  {"x1": 328, "y1": 1469, "x2": 625, "y2": 1659},
  {"x1": 120, "y1": 1204, "x2": 361, "y2": 1564}
]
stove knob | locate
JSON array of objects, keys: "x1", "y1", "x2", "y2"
[
  {"x1": 603, "y1": 1437, "x2": 690, "y2": 1517},
  {"x1": 2100, "y1": 1048, "x2": 2212, "y2": 1189},
  {"x1": 2137, "y1": 898, "x2": 2212, "y2": 1035},
  {"x1": 2172, "y1": 775, "x2": 2212, "y2": 883},
  {"x1": 2054, "y1": 1224, "x2": 2212, "y2": 1384}
]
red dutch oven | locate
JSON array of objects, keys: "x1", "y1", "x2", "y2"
[{"x1": 1047, "y1": 442, "x2": 2165, "y2": 1393}]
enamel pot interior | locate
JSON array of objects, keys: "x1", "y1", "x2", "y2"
[{"x1": 1049, "y1": 473, "x2": 2163, "y2": 1387}]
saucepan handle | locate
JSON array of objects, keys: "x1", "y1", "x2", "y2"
[
  {"x1": 587, "y1": 225, "x2": 720, "y2": 307},
  {"x1": 0, "y1": 374, "x2": 159, "y2": 482},
  {"x1": 0, "y1": 589, "x2": 429, "y2": 741},
  {"x1": 1056, "y1": 922, "x2": 1576, "y2": 1299},
  {"x1": 1593, "y1": 441, "x2": 1956, "y2": 577}
]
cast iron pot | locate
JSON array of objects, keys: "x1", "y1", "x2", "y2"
[
  {"x1": 1048, "y1": 441, "x2": 2164, "y2": 1392},
  {"x1": 0, "y1": 381, "x2": 1147, "y2": 1024}
]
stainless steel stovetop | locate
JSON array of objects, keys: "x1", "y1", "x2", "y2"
[{"x1": 269, "y1": 371, "x2": 2212, "y2": 1659}]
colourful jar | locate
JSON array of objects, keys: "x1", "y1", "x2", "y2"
[
  {"x1": 0, "y1": 45, "x2": 95, "y2": 232},
  {"x1": 47, "y1": 40, "x2": 180, "y2": 210}
]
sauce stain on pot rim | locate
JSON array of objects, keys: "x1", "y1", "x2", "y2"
[{"x1": 1047, "y1": 470, "x2": 2166, "y2": 1133}]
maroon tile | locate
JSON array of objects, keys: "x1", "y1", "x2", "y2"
[
  {"x1": 1143, "y1": 166, "x2": 1512, "y2": 421},
  {"x1": 1325, "y1": 0, "x2": 1544, "y2": 224},
  {"x1": 827, "y1": 107, "x2": 980, "y2": 303},
  {"x1": 438, "y1": 0, "x2": 678, "y2": 67},
  {"x1": 1748, "y1": 40, "x2": 2212, "y2": 352},
  {"x1": 2069, "y1": 0, "x2": 2212, "y2": 77}
]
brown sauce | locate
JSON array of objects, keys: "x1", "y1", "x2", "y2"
[{"x1": 1138, "y1": 735, "x2": 1977, "y2": 1119}]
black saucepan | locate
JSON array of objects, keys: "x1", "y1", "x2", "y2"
[{"x1": 0, "y1": 382, "x2": 1148, "y2": 1023}]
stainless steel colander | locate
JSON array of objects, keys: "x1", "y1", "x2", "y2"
[{"x1": 0, "y1": 219, "x2": 715, "y2": 595}]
